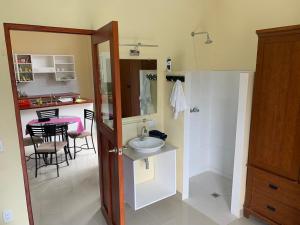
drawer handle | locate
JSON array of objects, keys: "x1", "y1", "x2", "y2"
[
  {"x1": 266, "y1": 205, "x2": 276, "y2": 212},
  {"x1": 268, "y1": 183, "x2": 278, "y2": 190}
]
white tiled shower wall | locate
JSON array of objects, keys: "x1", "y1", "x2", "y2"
[{"x1": 188, "y1": 71, "x2": 240, "y2": 179}]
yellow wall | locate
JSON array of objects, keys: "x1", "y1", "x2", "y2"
[
  {"x1": 0, "y1": 0, "x2": 202, "y2": 224},
  {"x1": 179, "y1": 0, "x2": 300, "y2": 194},
  {"x1": 10, "y1": 31, "x2": 94, "y2": 98},
  {"x1": 196, "y1": 0, "x2": 300, "y2": 70},
  {"x1": 0, "y1": 1, "x2": 91, "y2": 225},
  {"x1": 165, "y1": 0, "x2": 300, "y2": 195},
  {"x1": 1, "y1": 0, "x2": 300, "y2": 224},
  {"x1": 168, "y1": 0, "x2": 300, "y2": 194},
  {"x1": 89, "y1": 0, "x2": 205, "y2": 192}
]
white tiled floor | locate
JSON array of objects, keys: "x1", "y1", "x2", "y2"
[
  {"x1": 26, "y1": 137, "x2": 104, "y2": 225},
  {"x1": 185, "y1": 171, "x2": 236, "y2": 225},
  {"x1": 26, "y1": 141, "x2": 265, "y2": 225},
  {"x1": 185, "y1": 171, "x2": 266, "y2": 225}
]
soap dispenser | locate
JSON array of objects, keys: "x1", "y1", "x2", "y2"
[{"x1": 139, "y1": 119, "x2": 148, "y2": 140}]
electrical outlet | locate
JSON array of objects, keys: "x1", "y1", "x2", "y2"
[
  {"x1": 3, "y1": 210, "x2": 13, "y2": 223},
  {"x1": 0, "y1": 139, "x2": 3, "y2": 153}
]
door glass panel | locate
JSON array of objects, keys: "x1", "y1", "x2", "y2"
[{"x1": 98, "y1": 41, "x2": 114, "y2": 130}]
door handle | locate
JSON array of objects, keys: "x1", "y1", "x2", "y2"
[
  {"x1": 266, "y1": 205, "x2": 276, "y2": 212},
  {"x1": 108, "y1": 148, "x2": 118, "y2": 153},
  {"x1": 108, "y1": 147, "x2": 124, "y2": 155},
  {"x1": 268, "y1": 183, "x2": 278, "y2": 190}
]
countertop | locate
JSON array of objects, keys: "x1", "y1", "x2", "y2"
[
  {"x1": 19, "y1": 98, "x2": 93, "y2": 110},
  {"x1": 18, "y1": 92, "x2": 93, "y2": 110},
  {"x1": 123, "y1": 143, "x2": 177, "y2": 161},
  {"x1": 18, "y1": 92, "x2": 80, "y2": 100}
]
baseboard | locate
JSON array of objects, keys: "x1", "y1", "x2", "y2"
[
  {"x1": 208, "y1": 168, "x2": 233, "y2": 180},
  {"x1": 239, "y1": 208, "x2": 244, "y2": 218},
  {"x1": 175, "y1": 191, "x2": 183, "y2": 200},
  {"x1": 189, "y1": 168, "x2": 233, "y2": 181},
  {"x1": 189, "y1": 169, "x2": 210, "y2": 179}
]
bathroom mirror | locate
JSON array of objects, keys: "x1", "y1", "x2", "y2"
[{"x1": 119, "y1": 59, "x2": 157, "y2": 118}]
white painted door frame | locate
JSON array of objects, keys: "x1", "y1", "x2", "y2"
[{"x1": 182, "y1": 71, "x2": 254, "y2": 218}]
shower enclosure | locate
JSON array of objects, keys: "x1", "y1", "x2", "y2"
[{"x1": 182, "y1": 71, "x2": 253, "y2": 223}]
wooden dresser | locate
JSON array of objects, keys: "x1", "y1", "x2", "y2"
[{"x1": 244, "y1": 25, "x2": 300, "y2": 225}]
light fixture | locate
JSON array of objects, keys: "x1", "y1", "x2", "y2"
[{"x1": 120, "y1": 42, "x2": 159, "y2": 56}]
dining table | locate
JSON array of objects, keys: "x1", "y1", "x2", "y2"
[{"x1": 26, "y1": 116, "x2": 84, "y2": 134}]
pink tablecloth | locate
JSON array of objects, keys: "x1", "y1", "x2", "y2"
[{"x1": 28, "y1": 116, "x2": 84, "y2": 134}]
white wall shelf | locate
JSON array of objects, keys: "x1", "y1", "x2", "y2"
[
  {"x1": 13, "y1": 54, "x2": 76, "y2": 82},
  {"x1": 54, "y1": 55, "x2": 76, "y2": 81},
  {"x1": 123, "y1": 144, "x2": 176, "y2": 210},
  {"x1": 14, "y1": 54, "x2": 34, "y2": 82}
]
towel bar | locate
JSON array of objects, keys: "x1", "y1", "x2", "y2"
[{"x1": 166, "y1": 75, "x2": 185, "y2": 82}]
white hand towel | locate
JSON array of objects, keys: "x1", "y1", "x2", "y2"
[{"x1": 170, "y1": 80, "x2": 186, "y2": 119}]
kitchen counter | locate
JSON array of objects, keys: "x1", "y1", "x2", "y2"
[
  {"x1": 18, "y1": 92, "x2": 93, "y2": 110},
  {"x1": 18, "y1": 92, "x2": 80, "y2": 100},
  {"x1": 19, "y1": 98, "x2": 93, "y2": 110}
]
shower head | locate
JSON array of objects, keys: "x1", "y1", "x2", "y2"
[
  {"x1": 191, "y1": 31, "x2": 213, "y2": 44},
  {"x1": 205, "y1": 34, "x2": 213, "y2": 44}
]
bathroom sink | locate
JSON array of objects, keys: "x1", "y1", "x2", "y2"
[{"x1": 128, "y1": 137, "x2": 165, "y2": 154}]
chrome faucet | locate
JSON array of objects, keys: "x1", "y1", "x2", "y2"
[{"x1": 140, "y1": 126, "x2": 148, "y2": 141}]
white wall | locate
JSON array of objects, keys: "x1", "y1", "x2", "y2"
[
  {"x1": 189, "y1": 72, "x2": 211, "y2": 177},
  {"x1": 17, "y1": 74, "x2": 79, "y2": 96},
  {"x1": 208, "y1": 71, "x2": 240, "y2": 178},
  {"x1": 188, "y1": 71, "x2": 240, "y2": 179},
  {"x1": 231, "y1": 72, "x2": 254, "y2": 216}
]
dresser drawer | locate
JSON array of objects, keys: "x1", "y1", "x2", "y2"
[
  {"x1": 251, "y1": 192, "x2": 300, "y2": 225},
  {"x1": 251, "y1": 168, "x2": 300, "y2": 210}
]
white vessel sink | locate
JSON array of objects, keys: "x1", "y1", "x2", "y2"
[{"x1": 128, "y1": 137, "x2": 165, "y2": 154}]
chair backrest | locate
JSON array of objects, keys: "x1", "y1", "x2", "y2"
[
  {"x1": 36, "y1": 108, "x2": 59, "y2": 119},
  {"x1": 27, "y1": 124, "x2": 48, "y2": 139},
  {"x1": 27, "y1": 124, "x2": 68, "y2": 150},
  {"x1": 84, "y1": 109, "x2": 94, "y2": 133},
  {"x1": 53, "y1": 123, "x2": 69, "y2": 141},
  {"x1": 27, "y1": 124, "x2": 49, "y2": 151}
]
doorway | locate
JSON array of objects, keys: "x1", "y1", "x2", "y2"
[{"x1": 4, "y1": 22, "x2": 125, "y2": 225}]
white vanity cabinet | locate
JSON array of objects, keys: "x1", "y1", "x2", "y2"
[{"x1": 123, "y1": 144, "x2": 176, "y2": 210}]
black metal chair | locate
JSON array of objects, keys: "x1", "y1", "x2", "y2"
[
  {"x1": 28, "y1": 123, "x2": 70, "y2": 177},
  {"x1": 23, "y1": 136, "x2": 44, "y2": 161},
  {"x1": 36, "y1": 108, "x2": 59, "y2": 119},
  {"x1": 68, "y1": 109, "x2": 96, "y2": 159}
]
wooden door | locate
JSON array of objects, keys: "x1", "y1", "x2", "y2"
[
  {"x1": 91, "y1": 21, "x2": 125, "y2": 225},
  {"x1": 248, "y1": 33, "x2": 300, "y2": 181}
]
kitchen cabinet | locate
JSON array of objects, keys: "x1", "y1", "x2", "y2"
[{"x1": 14, "y1": 54, "x2": 76, "y2": 82}]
